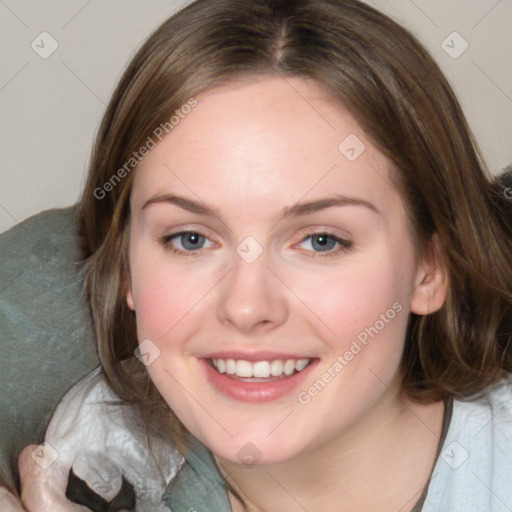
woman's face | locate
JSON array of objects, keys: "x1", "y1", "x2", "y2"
[{"x1": 126, "y1": 76, "x2": 445, "y2": 464}]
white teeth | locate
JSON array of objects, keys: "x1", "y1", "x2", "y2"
[
  {"x1": 253, "y1": 361, "x2": 271, "y2": 378},
  {"x1": 226, "y1": 359, "x2": 236, "y2": 375},
  {"x1": 211, "y1": 358, "x2": 311, "y2": 378},
  {"x1": 217, "y1": 359, "x2": 226, "y2": 373},
  {"x1": 236, "y1": 360, "x2": 253, "y2": 377},
  {"x1": 295, "y1": 359, "x2": 309, "y2": 371},
  {"x1": 284, "y1": 360, "x2": 295, "y2": 376},
  {"x1": 270, "y1": 360, "x2": 284, "y2": 376}
]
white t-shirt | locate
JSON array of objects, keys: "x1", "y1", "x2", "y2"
[
  {"x1": 45, "y1": 368, "x2": 512, "y2": 511},
  {"x1": 421, "y1": 375, "x2": 512, "y2": 511}
]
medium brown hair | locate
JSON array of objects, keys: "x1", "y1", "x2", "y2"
[{"x1": 76, "y1": 0, "x2": 512, "y2": 504}]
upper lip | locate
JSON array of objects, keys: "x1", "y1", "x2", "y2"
[{"x1": 201, "y1": 351, "x2": 314, "y2": 362}]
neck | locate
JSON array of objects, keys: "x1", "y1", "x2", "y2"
[{"x1": 215, "y1": 391, "x2": 445, "y2": 512}]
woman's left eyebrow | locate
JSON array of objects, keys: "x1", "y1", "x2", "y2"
[{"x1": 141, "y1": 192, "x2": 380, "y2": 222}]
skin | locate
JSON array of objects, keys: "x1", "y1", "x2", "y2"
[
  {"x1": 125, "y1": 76, "x2": 449, "y2": 511},
  {"x1": 8, "y1": 445, "x2": 89, "y2": 511},
  {"x1": 11, "y1": 76, "x2": 447, "y2": 511}
]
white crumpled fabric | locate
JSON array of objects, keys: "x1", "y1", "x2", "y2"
[{"x1": 44, "y1": 366, "x2": 185, "y2": 511}]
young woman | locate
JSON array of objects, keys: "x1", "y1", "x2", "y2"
[{"x1": 7, "y1": 0, "x2": 512, "y2": 510}]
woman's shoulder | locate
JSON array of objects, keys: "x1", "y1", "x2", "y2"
[
  {"x1": 449, "y1": 374, "x2": 512, "y2": 466},
  {"x1": 454, "y1": 373, "x2": 512, "y2": 426},
  {"x1": 422, "y1": 375, "x2": 512, "y2": 512}
]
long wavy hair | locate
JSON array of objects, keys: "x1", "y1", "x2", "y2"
[{"x1": 75, "y1": 0, "x2": 512, "y2": 507}]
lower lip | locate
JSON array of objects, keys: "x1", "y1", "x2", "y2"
[{"x1": 200, "y1": 358, "x2": 319, "y2": 402}]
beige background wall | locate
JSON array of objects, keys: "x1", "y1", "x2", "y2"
[{"x1": 1, "y1": 0, "x2": 511, "y2": 233}]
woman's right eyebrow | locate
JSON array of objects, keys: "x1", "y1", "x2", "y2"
[
  {"x1": 142, "y1": 193, "x2": 214, "y2": 216},
  {"x1": 141, "y1": 192, "x2": 380, "y2": 223}
]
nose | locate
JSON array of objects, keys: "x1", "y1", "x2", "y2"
[{"x1": 216, "y1": 255, "x2": 289, "y2": 335}]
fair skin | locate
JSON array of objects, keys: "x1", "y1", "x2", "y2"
[
  {"x1": 11, "y1": 75, "x2": 447, "y2": 511},
  {"x1": 125, "y1": 76, "x2": 448, "y2": 512},
  {"x1": 4, "y1": 445, "x2": 89, "y2": 511}
]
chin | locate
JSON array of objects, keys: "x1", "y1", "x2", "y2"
[{"x1": 209, "y1": 433, "x2": 306, "y2": 467}]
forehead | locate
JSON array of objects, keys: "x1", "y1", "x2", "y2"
[{"x1": 131, "y1": 76, "x2": 399, "y2": 219}]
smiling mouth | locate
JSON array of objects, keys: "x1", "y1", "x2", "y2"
[{"x1": 207, "y1": 357, "x2": 314, "y2": 382}]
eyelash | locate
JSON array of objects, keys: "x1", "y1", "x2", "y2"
[{"x1": 158, "y1": 230, "x2": 353, "y2": 258}]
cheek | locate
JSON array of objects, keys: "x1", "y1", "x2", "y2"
[
  {"x1": 299, "y1": 265, "x2": 408, "y2": 414},
  {"x1": 308, "y1": 258, "x2": 409, "y2": 347},
  {"x1": 131, "y1": 273, "x2": 175, "y2": 340},
  {"x1": 300, "y1": 249, "x2": 415, "y2": 404},
  {"x1": 128, "y1": 245, "x2": 209, "y2": 341}
]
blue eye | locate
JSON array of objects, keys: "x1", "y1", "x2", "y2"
[
  {"x1": 298, "y1": 232, "x2": 352, "y2": 257},
  {"x1": 160, "y1": 231, "x2": 213, "y2": 256},
  {"x1": 159, "y1": 230, "x2": 352, "y2": 258}
]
